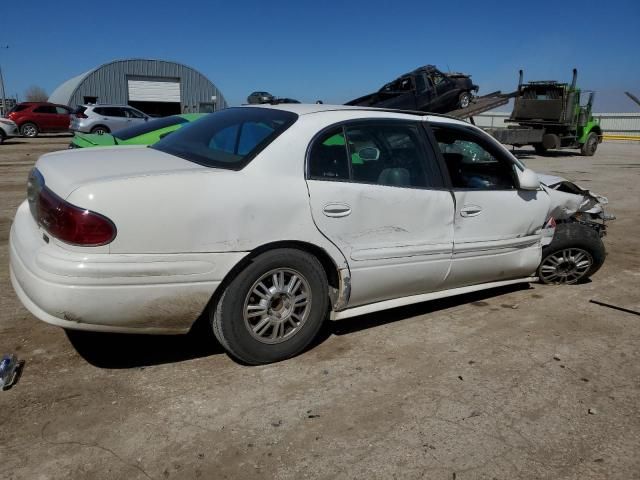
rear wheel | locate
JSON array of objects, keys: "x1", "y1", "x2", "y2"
[
  {"x1": 458, "y1": 92, "x2": 472, "y2": 109},
  {"x1": 211, "y1": 248, "x2": 329, "y2": 365},
  {"x1": 0, "y1": 130, "x2": 5, "y2": 144},
  {"x1": 534, "y1": 143, "x2": 548, "y2": 155},
  {"x1": 580, "y1": 132, "x2": 598, "y2": 156},
  {"x1": 538, "y1": 223, "x2": 605, "y2": 285},
  {"x1": 20, "y1": 122, "x2": 39, "y2": 138},
  {"x1": 90, "y1": 125, "x2": 110, "y2": 135}
]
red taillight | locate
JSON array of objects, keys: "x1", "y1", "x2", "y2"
[
  {"x1": 36, "y1": 186, "x2": 116, "y2": 246},
  {"x1": 75, "y1": 112, "x2": 88, "y2": 119}
]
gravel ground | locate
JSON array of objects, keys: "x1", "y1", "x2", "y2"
[{"x1": 1, "y1": 137, "x2": 639, "y2": 480}]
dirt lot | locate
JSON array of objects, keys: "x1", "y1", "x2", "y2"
[{"x1": 0, "y1": 136, "x2": 639, "y2": 480}]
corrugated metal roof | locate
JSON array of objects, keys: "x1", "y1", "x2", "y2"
[
  {"x1": 48, "y1": 68, "x2": 96, "y2": 104},
  {"x1": 47, "y1": 58, "x2": 227, "y2": 111}
]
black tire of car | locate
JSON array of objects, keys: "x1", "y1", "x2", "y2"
[
  {"x1": 580, "y1": 132, "x2": 598, "y2": 156},
  {"x1": 537, "y1": 223, "x2": 606, "y2": 285},
  {"x1": 458, "y1": 92, "x2": 472, "y2": 109},
  {"x1": 91, "y1": 125, "x2": 110, "y2": 134},
  {"x1": 534, "y1": 143, "x2": 548, "y2": 155},
  {"x1": 20, "y1": 122, "x2": 39, "y2": 138},
  {"x1": 0, "y1": 130, "x2": 5, "y2": 144},
  {"x1": 211, "y1": 248, "x2": 329, "y2": 365}
]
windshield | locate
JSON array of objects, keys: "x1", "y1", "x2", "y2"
[
  {"x1": 152, "y1": 107, "x2": 298, "y2": 169},
  {"x1": 114, "y1": 115, "x2": 188, "y2": 141}
]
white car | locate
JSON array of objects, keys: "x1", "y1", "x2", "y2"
[
  {"x1": 0, "y1": 117, "x2": 19, "y2": 144},
  {"x1": 9, "y1": 105, "x2": 610, "y2": 364}
]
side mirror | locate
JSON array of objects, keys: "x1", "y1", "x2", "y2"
[
  {"x1": 517, "y1": 167, "x2": 540, "y2": 190},
  {"x1": 358, "y1": 147, "x2": 380, "y2": 161}
]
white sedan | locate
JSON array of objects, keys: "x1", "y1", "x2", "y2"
[{"x1": 10, "y1": 104, "x2": 609, "y2": 364}]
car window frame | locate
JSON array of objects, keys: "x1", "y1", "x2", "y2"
[
  {"x1": 424, "y1": 121, "x2": 523, "y2": 192},
  {"x1": 305, "y1": 118, "x2": 447, "y2": 190}
]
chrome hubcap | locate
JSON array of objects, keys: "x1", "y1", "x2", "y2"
[
  {"x1": 461, "y1": 95, "x2": 470, "y2": 108},
  {"x1": 23, "y1": 125, "x2": 36, "y2": 136},
  {"x1": 540, "y1": 248, "x2": 592, "y2": 284},
  {"x1": 243, "y1": 268, "x2": 311, "y2": 344}
]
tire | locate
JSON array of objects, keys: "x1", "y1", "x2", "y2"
[
  {"x1": 580, "y1": 132, "x2": 598, "y2": 156},
  {"x1": 211, "y1": 248, "x2": 329, "y2": 365},
  {"x1": 458, "y1": 92, "x2": 472, "y2": 109},
  {"x1": 537, "y1": 223, "x2": 605, "y2": 285},
  {"x1": 0, "y1": 130, "x2": 5, "y2": 144},
  {"x1": 20, "y1": 122, "x2": 39, "y2": 138},
  {"x1": 90, "y1": 125, "x2": 110, "y2": 135},
  {"x1": 534, "y1": 143, "x2": 548, "y2": 155}
]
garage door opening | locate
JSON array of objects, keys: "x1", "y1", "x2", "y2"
[
  {"x1": 129, "y1": 101, "x2": 181, "y2": 117},
  {"x1": 128, "y1": 77, "x2": 181, "y2": 117}
]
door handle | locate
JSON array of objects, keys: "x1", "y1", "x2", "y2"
[
  {"x1": 323, "y1": 203, "x2": 351, "y2": 218},
  {"x1": 460, "y1": 205, "x2": 482, "y2": 217}
]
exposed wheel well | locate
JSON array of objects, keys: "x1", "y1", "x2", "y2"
[{"x1": 589, "y1": 125, "x2": 602, "y2": 137}]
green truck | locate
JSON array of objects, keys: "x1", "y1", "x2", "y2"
[{"x1": 486, "y1": 69, "x2": 602, "y2": 156}]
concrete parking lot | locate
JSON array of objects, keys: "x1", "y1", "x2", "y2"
[{"x1": 0, "y1": 137, "x2": 639, "y2": 480}]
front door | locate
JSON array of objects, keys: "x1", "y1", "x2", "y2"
[
  {"x1": 429, "y1": 123, "x2": 550, "y2": 287},
  {"x1": 306, "y1": 120, "x2": 455, "y2": 308}
]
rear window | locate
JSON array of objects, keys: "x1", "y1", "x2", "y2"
[
  {"x1": 9, "y1": 104, "x2": 29, "y2": 113},
  {"x1": 114, "y1": 115, "x2": 188, "y2": 141},
  {"x1": 152, "y1": 107, "x2": 298, "y2": 170}
]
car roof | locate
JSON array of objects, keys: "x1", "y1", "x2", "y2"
[{"x1": 246, "y1": 103, "x2": 469, "y2": 126}]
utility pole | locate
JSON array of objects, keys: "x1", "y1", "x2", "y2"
[{"x1": 0, "y1": 45, "x2": 8, "y2": 117}]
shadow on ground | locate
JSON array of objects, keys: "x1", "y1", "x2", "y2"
[{"x1": 67, "y1": 283, "x2": 531, "y2": 369}]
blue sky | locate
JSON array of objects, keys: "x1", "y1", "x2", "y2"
[{"x1": 2, "y1": 0, "x2": 639, "y2": 111}]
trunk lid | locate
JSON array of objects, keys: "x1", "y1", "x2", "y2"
[{"x1": 34, "y1": 146, "x2": 208, "y2": 199}]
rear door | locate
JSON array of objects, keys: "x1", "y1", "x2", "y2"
[
  {"x1": 306, "y1": 119, "x2": 454, "y2": 308},
  {"x1": 32, "y1": 105, "x2": 58, "y2": 131},
  {"x1": 428, "y1": 122, "x2": 549, "y2": 287}
]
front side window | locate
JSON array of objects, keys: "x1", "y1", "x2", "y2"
[
  {"x1": 432, "y1": 125, "x2": 517, "y2": 190},
  {"x1": 308, "y1": 122, "x2": 439, "y2": 188},
  {"x1": 126, "y1": 108, "x2": 146, "y2": 119},
  {"x1": 152, "y1": 107, "x2": 297, "y2": 169}
]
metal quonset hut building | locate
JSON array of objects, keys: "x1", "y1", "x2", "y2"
[{"x1": 49, "y1": 59, "x2": 227, "y2": 117}]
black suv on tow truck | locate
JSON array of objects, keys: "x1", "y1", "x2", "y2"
[{"x1": 346, "y1": 65, "x2": 479, "y2": 113}]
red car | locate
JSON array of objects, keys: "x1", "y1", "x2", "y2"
[{"x1": 6, "y1": 102, "x2": 72, "y2": 138}]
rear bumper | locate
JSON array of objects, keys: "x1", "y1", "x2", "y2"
[{"x1": 9, "y1": 201, "x2": 248, "y2": 334}]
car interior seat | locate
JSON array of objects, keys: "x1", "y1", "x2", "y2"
[{"x1": 377, "y1": 168, "x2": 411, "y2": 186}]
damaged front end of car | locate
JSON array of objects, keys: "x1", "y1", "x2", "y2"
[{"x1": 539, "y1": 174, "x2": 615, "y2": 241}]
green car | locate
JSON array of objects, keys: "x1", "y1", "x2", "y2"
[{"x1": 69, "y1": 113, "x2": 206, "y2": 149}]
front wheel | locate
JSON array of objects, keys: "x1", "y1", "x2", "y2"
[
  {"x1": 538, "y1": 223, "x2": 605, "y2": 285},
  {"x1": 580, "y1": 132, "x2": 598, "y2": 156},
  {"x1": 458, "y1": 92, "x2": 472, "y2": 109},
  {"x1": 211, "y1": 249, "x2": 329, "y2": 365}
]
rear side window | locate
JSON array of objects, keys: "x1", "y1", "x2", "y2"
[
  {"x1": 114, "y1": 115, "x2": 188, "y2": 141},
  {"x1": 9, "y1": 104, "x2": 29, "y2": 113},
  {"x1": 34, "y1": 105, "x2": 57, "y2": 114},
  {"x1": 152, "y1": 107, "x2": 297, "y2": 169},
  {"x1": 308, "y1": 122, "x2": 440, "y2": 188},
  {"x1": 55, "y1": 106, "x2": 70, "y2": 115}
]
